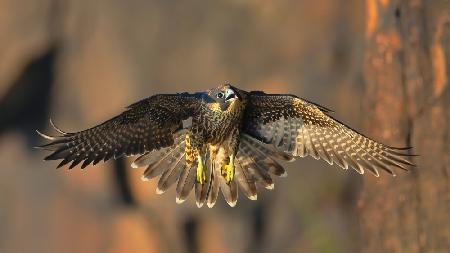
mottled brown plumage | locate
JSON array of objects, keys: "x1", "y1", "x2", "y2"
[{"x1": 37, "y1": 84, "x2": 415, "y2": 207}]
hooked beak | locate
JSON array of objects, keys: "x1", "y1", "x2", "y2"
[{"x1": 225, "y1": 88, "x2": 238, "y2": 101}]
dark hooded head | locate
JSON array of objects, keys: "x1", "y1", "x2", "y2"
[{"x1": 207, "y1": 84, "x2": 243, "y2": 111}]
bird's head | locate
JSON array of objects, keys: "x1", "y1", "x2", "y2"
[{"x1": 207, "y1": 84, "x2": 243, "y2": 112}]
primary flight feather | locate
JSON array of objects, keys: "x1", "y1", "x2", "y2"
[{"x1": 37, "y1": 84, "x2": 415, "y2": 207}]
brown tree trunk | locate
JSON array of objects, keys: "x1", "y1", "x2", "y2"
[{"x1": 360, "y1": 0, "x2": 450, "y2": 252}]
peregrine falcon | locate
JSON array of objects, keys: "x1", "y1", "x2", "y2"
[{"x1": 37, "y1": 84, "x2": 414, "y2": 207}]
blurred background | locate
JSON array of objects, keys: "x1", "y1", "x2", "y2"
[{"x1": 0, "y1": 0, "x2": 448, "y2": 253}]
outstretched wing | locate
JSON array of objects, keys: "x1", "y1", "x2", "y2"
[
  {"x1": 242, "y1": 91, "x2": 415, "y2": 177},
  {"x1": 37, "y1": 93, "x2": 203, "y2": 169}
]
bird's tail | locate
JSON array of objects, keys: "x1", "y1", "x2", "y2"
[
  {"x1": 204, "y1": 134, "x2": 293, "y2": 208},
  {"x1": 235, "y1": 134, "x2": 292, "y2": 192},
  {"x1": 132, "y1": 131, "x2": 186, "y2": 194},
  {"x1": 133, "y1": 133, "x2": 293, "y2": 208}
]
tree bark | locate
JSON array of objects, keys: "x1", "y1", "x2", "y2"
[{"x1": 360, "y1": 0, "x2": 450, "y2": 252}]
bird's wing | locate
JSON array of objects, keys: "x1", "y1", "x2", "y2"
[
  {"x1": 242, "y1": 91, "x2": 415, "y2": 176},
  {"x1": 37, "y1": 93, "x2": 204, "y2": 169}
]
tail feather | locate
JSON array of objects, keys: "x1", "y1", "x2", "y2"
[
  {"x1": 241, "y1": 138, "x2": 287, "y2": 177},
  {"x1": 176, "y1": 162, "x2": 196, "y2": 203},
  {"x1": 220, "y1": 176, "x2": 238, "y2": 207},
  {"x1": 140, "y1": 141, "x2": 185, "y2": 180},
  {"x1": 206, "y1": 162, "x2": 220, "y2": 208},
  {"x1": 236, "y1": 146, "x2": 274, "y2": 190},
  {"x1": 195, "y1": 154, "x2": 212, "y2": 208},
  {"x1": 132, "y1": 133, "x2": 185, "y2": 168},
  {"x1": 156, "y1": 154, "x2": 185, "y2": 194},
  {"x1": 132, "y1": 151, "x2": 162, "y2": 168},
  {"x1": 235, "y1": 158, "x2": 257, "y2": 200}
]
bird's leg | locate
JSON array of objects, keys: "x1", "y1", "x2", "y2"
[
  {"x1": 196, "y1": 154, "x2": 206, "y2": 184},
  {"x1": 221, "y1": 129, "x2": 240, "y2": 184},
  {"x1": 186, "y1": 132, "x2": 207, "y2": 184},
  {"x1": 221, "y1": 154, "x2": 235, "y2": 184}
]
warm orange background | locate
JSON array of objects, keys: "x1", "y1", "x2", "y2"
[{"x1": 0, "y1": 1, "x2": 369, "y2": 253}]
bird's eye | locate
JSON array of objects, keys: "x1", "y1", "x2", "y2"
[{"x1": 217, "y1": 92, "x2": 224, "y2": 99}]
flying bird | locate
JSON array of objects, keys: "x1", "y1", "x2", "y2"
[{"x1": 37, "y1": 84, "x2": 414, "y2": 207}]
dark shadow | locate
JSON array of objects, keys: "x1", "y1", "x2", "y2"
[
  {"x1": 0, "y1": 45, "x2": 57, "y2": 147},
  {"x1": 112, "y1": 158, "x2": 136, "y2": 206},
  {"x1": 0, "y1": 42, "x2": 136, "y2": 208},
  {"x1": 247, "y1": 202, "x2": 266, "y2": 253},
  {"x1": 184, "y1": 217, "x2": 199, "y2": 253}
]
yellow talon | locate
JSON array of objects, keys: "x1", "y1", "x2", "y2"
[
  {"x1": 221, "y1": 155, "x2": 235, "y2": 183},
  {"x1": 196, "y1": 155, "x2": 206, "y2": 184}
]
